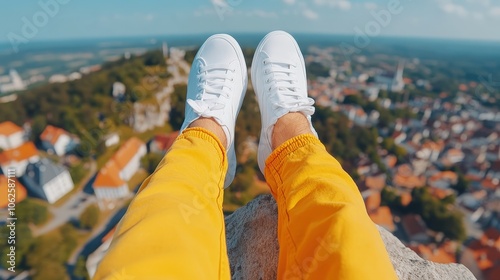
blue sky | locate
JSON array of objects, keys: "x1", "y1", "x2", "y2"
[{"x1": 1, "y1": 0, "x2": 500, "y2": 42}]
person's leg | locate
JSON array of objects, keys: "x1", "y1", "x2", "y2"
[
  {"x1": 94, "y1": 126, "x2": 230, "y2": 280},
  {"x1": 94, "y1": 34, "x2": 247, "y2": 280},
  {"x1": 252, "y1": 31, "x2": 397, "y2": 279},
  {"x1": 267, "y1": 114, "x2": 397, "y2": 279}
]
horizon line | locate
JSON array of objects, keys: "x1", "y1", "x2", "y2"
[{"x1": 1, "y1": 31, "x2": 500, "y2": 46}]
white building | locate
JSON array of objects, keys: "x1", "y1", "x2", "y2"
[
  {"x1": 22, "y1": 158, "x2": 74, "y2": 204},
  {"x1": 93, "y1": 137, "x2": 146, "y2": 207},
  {"x1": 375, "y1": 61, "x2": 405, "y2": 93},
  {"x1": 112, "y1": 82, "x2": 126, "y2": 99},
  {"x1": 0, "y1": 142, "x2": 39, "y2": 176},
  {"x1": 0, "y1": 70, "x2": 25, "y2": 94},
  {"x1": 0, "y1": 121, "x2": 24, "y2": 150},
  {"x1": 40, "y1": 125, "x2": 76, "y2": 156}
]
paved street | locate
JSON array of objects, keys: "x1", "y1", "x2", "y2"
[{"x1": 33, "y1": 161, "x2": 97, "y2": 237}]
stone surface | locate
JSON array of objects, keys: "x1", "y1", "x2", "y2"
[{"x1": 225, "y1": 194, "x2": 476, "y2": 280}]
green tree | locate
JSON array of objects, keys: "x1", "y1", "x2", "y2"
[
  {"x1": 452, "y1": 173, "x2": 470, "y2": 195},
  {"x1": 0, "y1": 223, "x2": 34, "y2": 270},
  {"x1": 169, "y1": 85, "x2": 187, "y2": 130},
  {"x1": 381, "y1": 187, "x2": 402, "y2": 210},
  {"x1": 80, "y1": 205, "x2": 100, "y2": 230},
  {"x1": 141, "y1": 153, "x2": 164, "y2": 174},
  {"x1": 16, "y1": 199, "x2": 48, "y2": 226},
  {"x1": 408, "y1": 187, "x2": 466, "y2": 241},
  {"x1": 31, "y1": 116, "x2": 47, "y2": 142},
  {"x1": 74, "y1": 256, "x2": 90, "y2": 280},
  {"x1": 31, "y1": 260, "x2": 69, "y2": 280}
]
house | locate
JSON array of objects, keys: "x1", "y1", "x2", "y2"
[
  {"x1": 0, "y1": 69, "x2": 25, "y2": 93},
  {"x1": 369, "y1": 206, "x2": 396, "y2": 232},
  {"x1": 40, "y1": 125, "x2": 78, "y2": 156},
  {"x1": 393, "y1": 164, "x2": 426, "y2": 189},
  {"x1": 410, "y1": 242, "x2": 457, "y2": 264},
  {"x1": 21, "y1": 158, "x2": 74, "y2": 204},
  {"x1": 0, "y1": 142, "x2": 39, "y2": 176},
  {"x1": 481, "y1": 228, "x2": 500, "y2": 250},
  {"x1": 112, "y1": 82, "x2": 126, "y2": 101},
  {"x1": 401, "y1": 214, "x2": 429, "y2": 243},
  {"x1": 104, "y1": 133, "x2": 120, "y2": 147},
  {"x1": 428, "y1": 171, "x2": 458, "y2": 190},
  {"x1": 441, "y1": 148, "x2": 465, "y2": 166},
  {"x1": 86, "y1": 227, "x2": 116, "y2": 278},
  {"x1": 112, "y1": 137, "x2": 147, "y2": 182},
  {"x1": 93, "y1": 161, "x2": 129, "y2": 201},
  {"x1": 0, "y1": 121, "x2": 24, "y2": 150},
  {"x1": 93, "y1": 137, "x2": 146, "y2": 203},
  {"x1": 366, "y1": 174, "x2": 386, "y2": 190},
  {"x1": 374, "y1": 61, "x2": 405, "y2": 93},
  {"x1": 0, "y1": 175, "x2": 27, "y2": 208},
  {"x1": 462, "y1": 238, "x2": 500, "y2": 280},
  {"x1": 148, "y1": 131, "x2": 179, "y2": 154},
  {"x1": 364, "y1": 191, "x2": 381, "y2": 212}
]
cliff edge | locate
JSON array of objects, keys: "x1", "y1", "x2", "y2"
[{"x1": 225, "y1": 195, "x2": 476, "y2": 280}]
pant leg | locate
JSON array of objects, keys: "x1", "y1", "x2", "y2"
[
  {"x1": 94, "y1": 128, "x2": 230, "y2": 280},
  {"x1": 265, "y1": 134, "x2": 397, "y2": 280}
]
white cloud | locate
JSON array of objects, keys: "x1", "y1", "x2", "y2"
[
  {"x1": 283, "y1": 0, "x2": 296, "y2": 5},
  {"x1": 364, "y1": 2, "x2": 378, "y2": 10},
  {"x1": 441, "y1": 2, "x2": 469, "y2": 17},
  {"x1": 490, "y1": 6, "x2": 500, "y2": 17},
  {"x1": 211, "y1": 0, "x2": 229, "y2": 8},
  {"x1": 465, "y1": 0, "x2": 490, "y2": 7},
  {"x1": 472, "y1": 11, "x2": 484, "y2": 20},
  {"x1": 247, "y1": 10, "x2": 278, "y2": 18},
  {"x1": 303, "y1": 9, "x2": 319, "y2": 20},
  {"x1": 314, "y1": 0, "x2": 352, "y2": 11}
]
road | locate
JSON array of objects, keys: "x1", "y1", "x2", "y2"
[{"x1": 33, "y1": 161, "x2": 97, "y2": 237}]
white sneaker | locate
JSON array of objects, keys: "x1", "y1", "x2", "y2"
[
  {"x1": 251, "y1": 31, "x2": 317, "y2": 175},
  {"x1": 181, "y1": 34, "x2": 248, "y2": 188}
]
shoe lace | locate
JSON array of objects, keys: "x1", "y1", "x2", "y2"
[
  {"x1": 187, "y1": 63, "x2": 235, "y2": 116},
  {"x1": 263, "y1": 59, "x2": 315, "y2": 115}
]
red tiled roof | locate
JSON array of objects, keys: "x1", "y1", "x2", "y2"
[
  {"x1": 481, "y1": 178, "x2": 499, "y2": 191},
  {"x1": 94, "y1": 137, "x2": 145, "y2": 189},
  {"x1": 467, "y1": 240, "x2": 500, "y2": 271},
  {"x1": 369, "y1": 206, "x2": 395, "y2": 232},
  {"x1": 365, "y1": 175, "x2": 386, "y2": 191},
  {"x1": 429, "y1": 171, "x2": 458, "y2": 183},
  {"x1": 102, "y1": 227, "x2": 116, "y2": 243},
  {"x1": 153, "y1": 131, "x2": 179, "y2": 151},
  {"x1": 0, "y1": 121, "x2": 23, "y2": 136},
  {"x1": 400, "y1": 192, "x2": 412, "y2": 206},
  {"x1": 0, "y1": 175, "x2": 27, "y2": 208},
  {"x1": 402, "y1": 214, "x2": 427, "y2": 237},
  {"x1": 112, "y1": 137, "x2": 145, "y2": 169},
  {"x1": 484, "y1": 265, "x2": 500, "y2": 280},
  {"x1": 411, "y1": 243, "x2": 456, "y2": 264},
  {"x1": 0, "y1": 142, "x2": 38, "y2": 165},
  {"x1": 94, "y1": 161, "x2": 125, "y2": 188},
  {"x1": 40, "y1": 125, "x2": 69, "y2": 145},
  {"x1": 364, "y1": 191, "x2": 381, "y2": 212}
]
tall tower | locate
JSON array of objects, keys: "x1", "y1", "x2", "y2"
[
  {"x1": 392, "y1": 60, "x2": 405, "y2": 92},
  {"x1": 162, "y1": 42, "x2": 169, "y2": 59}
]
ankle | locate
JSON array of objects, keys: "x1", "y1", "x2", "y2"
[
  {"x1": 271, "y1": 113, "x2": 313, "y2": 149},
  {"x1": 189, "y1": 118, "x2": 227, "y2": 148}
]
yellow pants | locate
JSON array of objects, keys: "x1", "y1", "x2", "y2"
[{"x1": 94, "y1": 128, "x2": 397, "y2": 279}]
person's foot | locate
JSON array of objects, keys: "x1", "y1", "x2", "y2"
[
  {"x1": 251, "y1": 30, "x2": 318, "y2": 175},
  {"x1": 181, "y1": 34, "x2": 248, "y2": 188}
]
